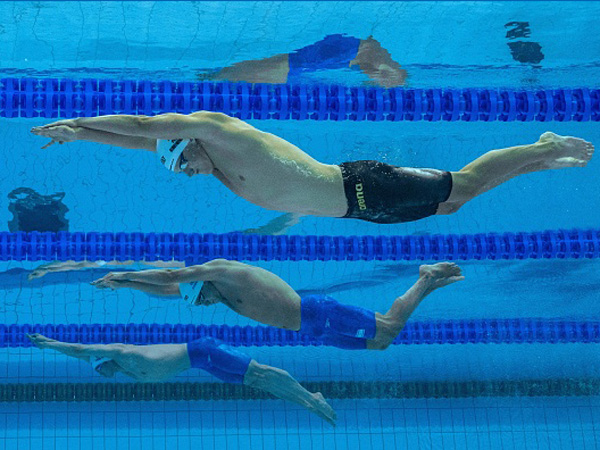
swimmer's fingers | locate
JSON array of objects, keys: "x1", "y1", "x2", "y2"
[
  {"x1": 92, "y1": 280, "x2": 117, "y2": 290},
  {"x1": 26, "y1": 333, "x2": 55, "y2": 349},
  {"x1": 33, "y1": 125, "x2": 77, "y2": 144},
  {"x1": 91, "y1": 279, "x2": 111, "y2": 289},
  {"x1": 31, "y1": 126, "x2": 58, "y2": 138},
  {"x1": 91, "y1": 275, "x2": 111, "y2": 288},
  {"x1": 40, "y1": 140, "x2": 57, "y2": 150},
  {"x1": 27, "y1": 270, "x2": 47, "y2": 281},
  {"x1": 91, "y1": 272, "x2": 126, "y2": 289},
  {"x1": 37, "y1": 119, "x2": 78, "y2": 129}
]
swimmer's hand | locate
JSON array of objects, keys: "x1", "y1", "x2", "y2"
[
  {"x1": 31, "y1": 125, "x2": 80, "y2": 149},
  {"x1": 28, "y1": 261, "x2": 97, "y2": 281},
  {"x1": 26, "y1": 333, "x2": 56, "y2": 349},
  {"x1": 36, "y1": 119, "x2": 79, "y2": 129},
  {"x1": 91, "y1": 272, "x2": 129, "y2": 290}
]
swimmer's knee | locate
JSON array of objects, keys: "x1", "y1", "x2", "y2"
[
  {"x1": 369, "y1": 314, "x2": 396, "y2": 350},
  {"x1": 368, "y1": 336, "x2": 392, "y2": 351},
  {"x1": 448, "y1": 171, "x2": 481, "y2": 202}
]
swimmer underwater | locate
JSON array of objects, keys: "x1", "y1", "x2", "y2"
[
  {"x1": 91, "y1": 260, "x2": 464, "y2": 351},
  {"x1": 27, "y1": 332, "x2": 337, "y2": 425},
  {"x1": 32, "y1": 113, "x2": 594, "y2": 224}
]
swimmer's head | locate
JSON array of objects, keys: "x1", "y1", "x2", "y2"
[
  {"x1": 157, "y1": 139, "x2": 214, "y2": 177},
  {"x1": 198, "y1": 282, "x2": 225, "y2": 306},
  {"x1": 157, "y1": 139, "x2": 188, "y2": 171}
]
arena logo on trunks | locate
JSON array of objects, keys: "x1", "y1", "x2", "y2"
[{"x1": 355, "y1": 183, "x2": 367, "y2": 210}]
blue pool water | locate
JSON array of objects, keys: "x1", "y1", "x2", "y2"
[{"x1": 1, "y1": 1, "x2": 600, "y2": 449}]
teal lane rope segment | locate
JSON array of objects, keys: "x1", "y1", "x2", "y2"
[
  {"x1": 1, "y1": 229, "x2": 599, "y2": 262},
  {"x1": 5, "y1": 320, "x2": 600, "y2": 347},
  {"x1": 1, "y1": 378, "x2": 598, "y2": 402},
  {"x1": 1, "y1": 77, "x2": 599, "y2": 121}
]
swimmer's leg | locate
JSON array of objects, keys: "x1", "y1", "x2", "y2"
[
  {"x1": 437, "y1": 133, "x2": 594, "y2": 214},
  {"x1": 206, "y1": 54, "x2": 290, "y2": 84},
  {"x1": 244, "y1": 360, "x2": 337, "y2": 426},
  {"x1": 187, "y1": 337, "x2": 336, "y2": 425},
  {"x1": 366, "y1": 263, "x2": 464, "y2": 350}
]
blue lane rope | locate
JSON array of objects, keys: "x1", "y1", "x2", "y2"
[
  {"x1": 7, "y1": 319, "x2": 600, "y2": 347},
  {"x1": 1, "y1": 229, "x2": 599, "y2": 262},
  {"x1": 2, "y1": 77, "x2": 598, "y2": 121}
]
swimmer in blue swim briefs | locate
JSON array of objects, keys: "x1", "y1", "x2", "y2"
[
  {"x1": 92, "y1": 260, "x2": 464, "y2": 351},
  {"x1": 33, "y1": 113, "x2": 594, "y2": 225},
  {"x1": 200, "y1": 35, "x2": 407, "y2": 88},
  {"x1": 27, "y1": 332, "x2": 337, "y2": 425}
]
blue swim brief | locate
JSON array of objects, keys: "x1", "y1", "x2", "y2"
[
  {"x1": 300, "y1": 295, "x2": 376, "y2": 350},
  {"x1": 288, "y1": 34, "x2": 361, "y2": 78},
  {"x1": 187, "y1": 337, "x2": 252, "y2": 384}
]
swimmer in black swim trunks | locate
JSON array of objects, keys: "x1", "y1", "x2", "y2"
[{"x1": 32, "y1": 113, "x2": 594, "y2": 224}]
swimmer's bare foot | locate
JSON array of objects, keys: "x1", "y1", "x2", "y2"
[
  {"x1": 535, "y1": 132, "x2": 594, "y2": 169},
  {"x1": 419, "y1": 262, "x2": 464, "y2": 290},
  {"x1": 307, "y1": 392, "x2": 337, "y2": 426}
]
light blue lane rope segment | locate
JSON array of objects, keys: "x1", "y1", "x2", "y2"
[
  {"x1": 1, "y1": 229, "x2": 599, "y2": 262},
  {"x1": 8, "y1": 320, "x2": 600, "y2": 347},
  {"x1": 1, "y1": 77, "x2": 598, "y2": 121}
]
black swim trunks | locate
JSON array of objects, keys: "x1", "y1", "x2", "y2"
[{"x1": 339, "y1": 160, "x2": 453, "y2": 224}]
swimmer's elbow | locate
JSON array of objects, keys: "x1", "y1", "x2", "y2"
[{"x1": 160, "y1": 269, "x2": 182, "y2": 284}]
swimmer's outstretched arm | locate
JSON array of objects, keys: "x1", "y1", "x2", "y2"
[
  {"x1": 92, "y1": 260, "x2": 224, "y2": 287},
  {"x1": 28, "y1": 259, "x2": 183, "y2": 281},
  {"x1": 27, "y1": 334, "x2": 125, "y2": 363},
  {"x1": 94, "y1": 279, "x2": 181, "y2": 297},
  {"x1": 31, "y1": 125, "x2": 156, "y2": 150},
  {"x1": 36, "y1": 111, "x2": 226, "y2": 141}
]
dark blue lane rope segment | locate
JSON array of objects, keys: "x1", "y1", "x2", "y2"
[
  {"x1": 1, "y1": 77, "x2": 598, "y2": 121},
  {"x1": 1, "y1": 229, "x2": 599, "y2": 262},
  {"x1": 0, "y1": 378, "x2": 598, "y2": 402},
  {"x1": 5, "y1": 319, "x2": 600, "y2": 347}
]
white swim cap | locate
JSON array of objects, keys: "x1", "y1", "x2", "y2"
[
  {"x1": 157, "y1": 139, "x2": 190, "y2": 172},
  {"x1": 179, "y1": 281, "x2": 204, "y2": 305},
  {"x1": 91, "y1": 356, "x2": 112, "y2": 373}
]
